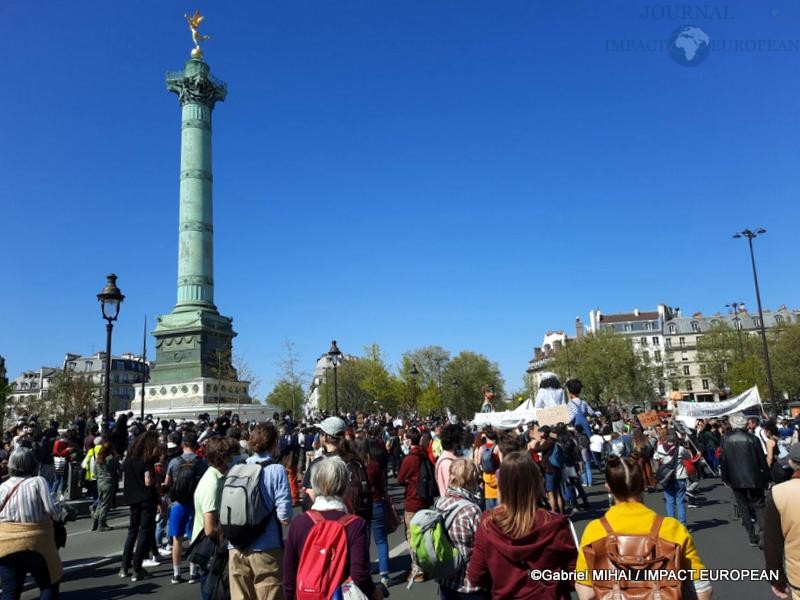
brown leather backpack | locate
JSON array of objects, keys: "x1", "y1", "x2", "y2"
[{"x1": 583, "y1": 515, "x2": 684, "y2": 600}]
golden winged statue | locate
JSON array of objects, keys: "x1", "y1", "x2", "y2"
[{"x1": 185, "y1": 10, "x2": 210, "y2": 59}]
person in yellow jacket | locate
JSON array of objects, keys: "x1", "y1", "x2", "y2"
[
  {"x1": 575, "y1": 455, "x2": 712, "y2": 600},
  {"x1": 81, "y1": 437, "x2": 102, "y2": 516}
]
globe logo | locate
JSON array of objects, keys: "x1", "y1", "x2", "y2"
[{"x1": 668, "y1": 26, "x2": 711, "y2": 66}]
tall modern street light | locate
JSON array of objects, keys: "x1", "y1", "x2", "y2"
[
  {"x1": 97, "y1": 274, "x2": 124, "y2": 433},
  {"x1": 725, "y1": 302, "x2": 746, "y2": 359},
  {"x1": 410, "y1": 363, "x2": 420, "y2": 413},
  {"x1": 328, "y1": 340, "x2": 342, "y2": 415},
  {"x1": 733, "y1": 228, "x2": 778, "y2": 414}
]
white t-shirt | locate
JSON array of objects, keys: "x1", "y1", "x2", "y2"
[{"x1": 589, "y1": 434, "x2": 605, "y2": 453}]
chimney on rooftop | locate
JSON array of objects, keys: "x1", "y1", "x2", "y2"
[{"x1": 634, "y1": 308, "x2": 640, "y2": 317}]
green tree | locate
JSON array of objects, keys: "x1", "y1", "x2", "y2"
[
  {"x1": 442, "y1": 351, "x2": 504, "y2": 417},
  {"x1": 360, "y1": 343, "x2": 396, "y2": 413},
  {"x1": 275, "y1": 340, "x2": 308, "y2": 417},
  {"x1": 48, "y1": 371, "x2": 100, "y2": 424},
  {"x1": 728, "y1": 355, "x2": 768, "y2": 397},
  {"x1": 0, "y1": 379, "x2": 10, "y2": 430},
  {"x1": 548, "y1": 330, "x2": 656, "y2": 409},
  {"x1": 771, "y1": 321, "x2": 800, "y2": 400},
  {"x1": 266, "y1": 379, "x2": 306, "y2": 414}
]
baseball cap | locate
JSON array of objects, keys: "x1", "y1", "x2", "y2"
[{"x1": 319, "y1": 416, "x2": 347, "y2": 438}]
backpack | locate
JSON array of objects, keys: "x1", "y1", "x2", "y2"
[
  {"x1": 172, "y1": 456, "x2": 200, "y2": 504},
  {"x1": 342, "y1": 459, "x2": 372, "y2": 522},
  {"x1": 409, "y1": 499, "x2": 471, "y2": 579},
  {"x1": 480, "y1": 446, "x2": 497, "y2": 474},
  {"x1": 296, "y1": 510, "x2": 358, "y2": 600},
  {"x1": 549, "y1": 443, "x2": 565, "y2": 469},
  {"x1": 582, "y1": 515, "x2": 684, "y2": 600},
  {"x1": 417, "y1": 454, "x2": 438, "y2": 503},
  {"x1": 219, "y1": 458, "x2": 276, "y2": 549},
  {"x1": 656, "y1": 446, "x2": 679, "y2": 489}
]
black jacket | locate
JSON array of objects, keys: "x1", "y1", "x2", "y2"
[{"x1": 720, "y1": 429, "x2": 770, "y2": 489}]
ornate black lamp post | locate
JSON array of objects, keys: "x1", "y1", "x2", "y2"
[
  {"x1": 733, "y1": 228, "x2": 778, "y2": 414},
  {"x1": 97, "y1": 274, "x2": 124, "y2": 433},
  {"x1": 328, "y1": 340, "x2": 342, "y2": 415},
  {"x1": 410, "y1": 363, "x2": 419, "y2": 412}
]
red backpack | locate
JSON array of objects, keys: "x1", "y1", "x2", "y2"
[{"x1": 296, "y1": 510, "x2": 357, "y2": 600}]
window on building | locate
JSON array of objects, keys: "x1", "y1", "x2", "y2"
[
  {"x1": 654, "y1": 350, "x2": 662, "y2": 361},
  {"x1": 668, "y1": 324, "x2": 675, "y2": 334},
  {"x1": 679, "y1": 337, "x2": 686, "y2": 348},
  {"x1": 640, "y1": 337, "x2": 648, "y2": 346},
  {"x1": 672, "y1": 382, "x2": 679, "y2": 391},
  {"x1": 624, "y1": 323, "x2": 632, "y2": 332},
  {"x1": 681, "y1": 351, "x2": 688, "y2": 362},
  {"x1": 733, "y1": 318, "x2": 742, "y2": 330},
  {"x1": 686, "y1": 380, "x2": 693, "y2": 391},
  {"x1": 665, "y1": 338, "x2": 672, "y2": 348},
  {"x1": 683, "y1": 365, "x2": 690, "y2": 376},
  {"x1": 652, "y1": 337, "x2": 660, "y2": 345},
  {"x1": 754, "y1": 317, "x2": 762, "y2": 328},
  {"x1": 643, "y1": 351, "x2": 650, "y2": 362},
  {"x1": 776, "y1": 315, "x2": 785, "y2": 326},
  {"x1": 700, "y1": 364, "x2": 707, "y2": 374},
  {"x1": 658, "y1": 382, "x2": 666, "y2": 395},
  {"x1": 691, "y1": 322, "x2": 700, "y2": 332},
  {"x1": 702, "y1": 379, "x2": 710, "y2": 390}
]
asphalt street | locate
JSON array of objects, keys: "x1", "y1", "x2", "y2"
[{"x1": 24, "y1": 475, "x2": 771, "y2": 599}]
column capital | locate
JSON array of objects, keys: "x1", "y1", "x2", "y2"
[{"x1": 166, "y1": 59, "x2": 227, "y2": 109}]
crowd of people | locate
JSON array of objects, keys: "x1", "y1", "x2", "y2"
[{"x1": 1, "y1": 377, "x2": 799, "y2": 599}]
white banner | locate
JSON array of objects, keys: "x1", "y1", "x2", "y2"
[
  {"x1": 674, "y1": 387, "x2": 761, "y2": 422},
  {"x1": 472, "y1": 409, "x2": 539, "y2": 430}
]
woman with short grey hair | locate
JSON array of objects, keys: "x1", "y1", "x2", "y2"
[
  {"x1": 310, "y1": 454, "x2": 349, "y2": 498},
  {"x1": 283, "y1": 455, "x2": 380, "y2": 600},
  {"x1": 0, "y1": 447, "x2": 63, "y2": 599}
]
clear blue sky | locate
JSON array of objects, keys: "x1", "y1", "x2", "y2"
[{"x1": 1, "y1": 1, "x2": 798, "y2": 396}]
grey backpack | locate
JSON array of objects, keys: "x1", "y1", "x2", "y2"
[{"x1": 220, "y1": 458, "x2": 275, "y2": 548}]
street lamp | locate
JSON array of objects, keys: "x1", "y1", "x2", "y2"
[
  {"x1": 97, "y1": 274, "x2": 124, "y2": 433},
  {"x1": 327, "y1": 340, "x2": 342, "y2": 415},
  {"x1": 725, "y1": 302, "x2": 746, "y2": 359},
  {"x1": 434, "y1": 357, "x2": 445, "y2": 415},
  {"x1": 410, "y1": 363, "x2": 419, "y2": 412},
  {"x1": 733, "y1": 228, "x2": 778, "y2": 414}
]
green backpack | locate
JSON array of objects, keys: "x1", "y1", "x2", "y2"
[{"x1": 409, "y1": 499, "x2": 472, "y2": 579}]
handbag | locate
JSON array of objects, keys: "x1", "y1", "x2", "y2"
[
  {"x1": 384, "y1": 496, "x2": 400, "y2": 534},
  {"x1": 333, "y1": 579, "x2": 370, "y2": 600},
  {"x1": 187, "y1": 530, "x2": 218, "y2": 567}
]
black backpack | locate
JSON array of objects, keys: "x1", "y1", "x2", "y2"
[
  {"x1": 172, "y1": 456, "x2": 200, "y2": 504},
  {"x1": 417, "y1": 455, "x2": 438, "y2": 503},
  {"x1": 342, "y1": 459, "x2": 373, "y2": 522}
]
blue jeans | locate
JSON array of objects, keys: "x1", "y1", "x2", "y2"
[
  {"x1": 664, "y1": 479, "x2": 687, "y2": 525},
  {"x1": 705, "y1": 449, "x2": 719, "y2": 473},
  {"x1": 0, "y1": 551, "x2": 59, "y2": 600},
  {"x1": 371, "y1": 500, "x2": 390, "y2": 575},
  {"x1": 155, "y1": 510, "x2": 169, "y2": 549},
  {"x1": 53, "y1": 472, "x2": 67, "y2": 497}
]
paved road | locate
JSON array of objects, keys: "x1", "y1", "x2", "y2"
[{"x1": 25, "y1": 475, "x2": 771, "y2": 599}]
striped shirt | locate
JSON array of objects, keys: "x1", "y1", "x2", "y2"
[{"x1": 0, "y1": 476, "x2": 62, "y2": 523}]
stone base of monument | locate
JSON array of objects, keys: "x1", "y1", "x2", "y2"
[{"x1": 125, "y1": 377, "x2": 276, "y2": 422}]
